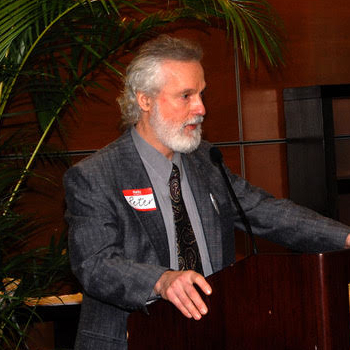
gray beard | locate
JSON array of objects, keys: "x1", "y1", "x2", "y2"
[{"x1": 149, "y1": 104, "x2": 203, "y2": 154}]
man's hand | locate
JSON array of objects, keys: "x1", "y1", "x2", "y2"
[
  {"x1": 345, "y1": 234, "x2": 350, "y2": 248},
  {"x1": 154, "y1": 270, "x2": 212, "y2": 320}
]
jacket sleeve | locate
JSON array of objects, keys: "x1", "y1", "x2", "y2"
[
  {"x1": 225, "y1": 166, "x2": 350, "y2": 253},
  {"x1": 63, "y1": 164, "x2": 167, "y2": 312}
]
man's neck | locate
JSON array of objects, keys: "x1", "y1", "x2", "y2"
[{"x1": 135, "y1": 121, "x2": 174, "y2": 160}]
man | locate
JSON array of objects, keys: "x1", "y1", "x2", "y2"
[{"x1": 64, "y1": 35, "x2": 350, "y2": 350}]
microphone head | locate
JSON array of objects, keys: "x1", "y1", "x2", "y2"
[{"x1": 210, "y1": 146, "x2": 223, "y2": 165}]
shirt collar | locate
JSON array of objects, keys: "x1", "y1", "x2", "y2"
[{"x1": 131, "y1": 127, "x2": 183, "y2": 182}]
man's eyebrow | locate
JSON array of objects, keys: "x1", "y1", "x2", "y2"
[
  {"x1": 179, "y1": 87, "x2": 206, "y2": 95},
  {"x1": 180, "y1": 88, "x2": 195, "y2": 94}
]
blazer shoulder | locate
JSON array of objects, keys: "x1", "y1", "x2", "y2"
[
  {"x1": 186, "y1": 139, "x2": 214, "y2": 166},
  {"x1": 193, "y1": 139, "x2": 213, "y2": 157},
  {"x1": 71, "y1": 130, "x2": 133, "y2": 166},
  {"x1": 64, "y1": 130, "x2": 136, "y2": 183}
]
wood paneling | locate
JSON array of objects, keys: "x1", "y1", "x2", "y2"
[
  {"x1": 218, "y1": 145, "x2": 241, "y2": 176},
  {"x1": 244, "y1": 144, "x2": 288, "y2": 199},
  {"x1": 241, "y1": 88, "x2": 284, "y2": 141},
  {"x1": 333, "y1": 99, "x2": 350, "y2": 136}
]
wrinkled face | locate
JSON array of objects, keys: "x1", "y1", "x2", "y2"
[
  {"x1": 149, "y1": 101, "x2": 204, "y2": 154},
  {"x1": 151, "y1": 60, "x2": 206, "y2": 154},
  {"x1": 144, "y1": 60, "x2": 206, "y2": 157}
]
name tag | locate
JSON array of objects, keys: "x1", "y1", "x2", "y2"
[{"x1": 122, "y1": 187, "x2": 156, "y2": 211}]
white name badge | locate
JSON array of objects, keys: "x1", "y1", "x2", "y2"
[{"x1": 122, "y1": 187, "x2": 157, "y2": 211}]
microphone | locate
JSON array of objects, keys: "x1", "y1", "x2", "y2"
[{"x1": 210, "y1": 147, "x2": 258, "y2": 255}]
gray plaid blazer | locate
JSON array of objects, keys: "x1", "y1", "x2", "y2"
[{"x1": 64, "y1": 129, "x2": 349, "y2": 350}]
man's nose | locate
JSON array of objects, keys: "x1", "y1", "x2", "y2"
[{"x1": 193, "y1": 95, "x2": 206, "y2": 116}]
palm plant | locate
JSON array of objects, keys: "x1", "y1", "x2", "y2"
[{"x1": 0, "y1": 0, "x2": 284, "y2": 348}]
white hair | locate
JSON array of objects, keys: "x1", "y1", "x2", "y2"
[{"x1": 118, "y1": 35, "x2": 203, "y2": 127}]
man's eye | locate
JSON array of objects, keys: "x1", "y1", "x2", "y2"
[{"x1": 182, "y1": 94, "x2": 189, "y2": 99}]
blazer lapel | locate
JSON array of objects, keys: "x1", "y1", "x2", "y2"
[
  {"x1": 115, "y1": 131, "x2": 170, "y2": 267},
  {"x1": 182, "y1": 154, "x2": 223, "y2": 272}
]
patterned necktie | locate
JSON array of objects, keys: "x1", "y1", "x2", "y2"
[{"x1": 168, "y1": 163, "x2": 203, "y2": 274}]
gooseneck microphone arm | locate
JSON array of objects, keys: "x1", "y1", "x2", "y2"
[{"x1": 210, "y1": 147, "x2": 258, "y2": 255}]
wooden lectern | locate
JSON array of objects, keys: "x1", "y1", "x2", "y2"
[{"x1": 127, "y1": 250, "x2": 350, "y2": 350}]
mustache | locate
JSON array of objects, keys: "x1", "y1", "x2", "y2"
[{"x1": 183, "y1": 115, "x2": 204, "y2": 127}]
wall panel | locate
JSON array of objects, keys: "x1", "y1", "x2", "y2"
[{"x1": 244, "y1": 144, "x2": 288, "y2": 199}]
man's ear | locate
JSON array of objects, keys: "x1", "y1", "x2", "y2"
[{"x1": 136, "y1": 92, "x2": 152, "y2": 112}]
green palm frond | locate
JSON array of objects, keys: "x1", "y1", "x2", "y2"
[{"x1": 179, "y1": 0, "x2": 284, "y2": 67}]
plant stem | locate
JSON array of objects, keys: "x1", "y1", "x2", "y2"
[{"x1": 2, "y1": 115, "x2": 56, "y2": 216}]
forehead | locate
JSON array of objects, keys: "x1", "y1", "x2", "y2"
[{"x1": 159, "y1": 60, "x2": 205, "y2": 92}]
